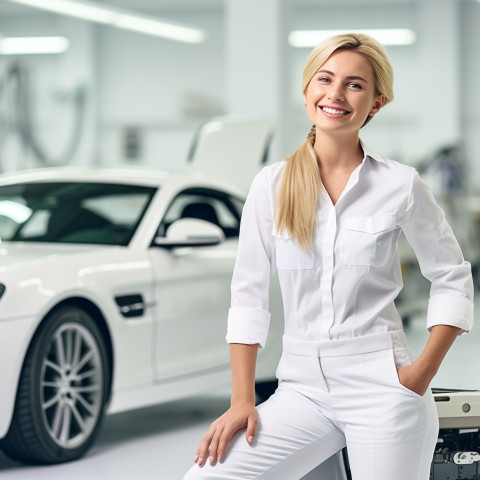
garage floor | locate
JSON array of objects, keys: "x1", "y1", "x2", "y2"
[{"x1": 1, "y1": 295, "x2": 479, "y2": 480}]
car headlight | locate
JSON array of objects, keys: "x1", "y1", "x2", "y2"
[{"x1": 0, "y1": 283, "x2": 5, "y2": 299}]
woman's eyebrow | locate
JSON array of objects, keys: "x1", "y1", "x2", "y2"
[{"x1": 317, "y1": 69, "x2": 368, "y2": 83}]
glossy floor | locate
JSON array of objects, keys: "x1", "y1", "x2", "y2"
[{"x1": 1, "y1": 295, "x2": 478, "y2": 480}]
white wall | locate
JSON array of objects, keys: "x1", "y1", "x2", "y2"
[
  {"x1": 0, "y1": 15, "x2": 97, "y2": 171},
  {"x1": 1, "y1": 0, "x2": 479, "y2": 190},
  {"x1": 96, "y1": 10, "x2": 225, "y2": 171}
]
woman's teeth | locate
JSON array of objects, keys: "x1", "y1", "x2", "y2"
[{"x1": 322, "y1": 107, "x2": 348, "y2": 115}]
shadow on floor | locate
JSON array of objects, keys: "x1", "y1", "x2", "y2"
[{"x1": 0, "y1": 394, "x2": 230, "y2": 472}]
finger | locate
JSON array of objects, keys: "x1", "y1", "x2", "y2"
[
  {"x1": 195, "y1": 429, "x2": 216, "y2": 466},
  {"x1": 208, "y1": 426, "x2": 224, "y2": 466},
  {"x1": 246, "y1": 413, "x2": 258, "y2": 444},
  {"x1": 217, "y1": 425, "x2": 238, "y2": 463}
]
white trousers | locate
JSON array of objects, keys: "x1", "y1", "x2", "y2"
[{"x1": 184, "y1": 332, "x2": 439, "y2": 480}]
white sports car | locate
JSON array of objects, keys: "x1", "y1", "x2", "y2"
[{"x1": 0, "y1": 119, "x2": 283, "y2": 464}]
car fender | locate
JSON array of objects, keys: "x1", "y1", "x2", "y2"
[
  {"x1": 0, "y1": 313, "x2": 39, "y2": 438},
  {"x1": 0, "y1": 288, "x2": 113, "y2": 440},
  {"x1": 0, "y1": 250, "x2": 158, "y2": 439}
]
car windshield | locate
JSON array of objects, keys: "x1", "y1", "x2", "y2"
[{"x1": 0, "y1": 182, "x2": 157, "y2": 246}]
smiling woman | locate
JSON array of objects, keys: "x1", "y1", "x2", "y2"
[
  {"x1": 183, "y1": 33, "x2": 474, "y2": 480},
  {"x1": 276, "y1": 34, "x2": 394, "y2": 250}
]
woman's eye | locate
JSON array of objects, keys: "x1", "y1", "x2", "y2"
[
  {"x1": 348, "y1": 83, "x2": 362, "y2": 89},
  {"x1": 318, "y1": 76, "x2": 330, "y2": 83}
]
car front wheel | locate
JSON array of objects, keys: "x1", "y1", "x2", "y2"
[{"x1": 0, "y1": 305, "x2": 109, "y2": 464}]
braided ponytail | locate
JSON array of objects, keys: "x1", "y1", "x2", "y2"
[
  {"x1": 274, "y1": 125, "x2": 321, "y2": 250},
  {"x1": 275, "y1": 32, "x2": 394, "y2": 249}
]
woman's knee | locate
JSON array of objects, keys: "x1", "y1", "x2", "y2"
[{"x1": 183, "y1": 464, "x2": 207, "y2": 480}]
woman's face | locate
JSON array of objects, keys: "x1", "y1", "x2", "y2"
[{"x1": 304, "y1": 49, "x2": 385, "y2": 136}]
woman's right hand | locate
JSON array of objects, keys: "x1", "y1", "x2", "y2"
[{"x1": 194, "y1": 402, "x2": 259, "y2": 467}]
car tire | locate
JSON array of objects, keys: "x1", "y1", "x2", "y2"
[{"x1": 0, "y1": 305, "x2": 110, "y2": 464}]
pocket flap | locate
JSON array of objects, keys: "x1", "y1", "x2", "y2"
[{"x1": 345, "y1": 214, "x2": 397, "y2": 235}]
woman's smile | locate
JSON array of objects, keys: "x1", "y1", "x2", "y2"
[
  {"x1": 319, "y1": 105, "x2": 351, "y2": 117},
  {"x1": 304, "y1": 49, "x2": 384, "y2": 133}
]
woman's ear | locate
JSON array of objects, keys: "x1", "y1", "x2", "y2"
[{"x1": 369, "y1": 94, "x2": 386, "y2": 116}]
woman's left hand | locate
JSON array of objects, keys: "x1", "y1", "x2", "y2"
[
  {"x1": 396, "y1": 362, "x2": 433, "y2": 397},
  {"x1": 397, "y1": 325, "x2": 462, "y2": 397}
]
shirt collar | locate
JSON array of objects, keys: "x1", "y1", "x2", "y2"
[{"x1": 360, "y1": 140, "x2": 386, "y2": 164}]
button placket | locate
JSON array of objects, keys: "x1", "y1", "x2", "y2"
[
  {"x1": 319, "y1": 205, "x2": 337, "y2": 339},
  {"x1": 317, "y1": 158, "x2": 365, "y2": 340}
]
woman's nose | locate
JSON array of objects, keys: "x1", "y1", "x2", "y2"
[{"x1": 327, "y1": 85, "x2": 344, "y2": 101}]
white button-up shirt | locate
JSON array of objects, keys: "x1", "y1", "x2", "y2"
[{"x1": 226, "y1": 144, "x2": 474, "y2": 353}]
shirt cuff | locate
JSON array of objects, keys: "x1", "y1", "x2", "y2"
[
  {"x1": 426, "y1": 294, "x2": 474, "y2": 333},
  {"x1": 226, "y1": 307, "x2": 271, "y2": 348}
]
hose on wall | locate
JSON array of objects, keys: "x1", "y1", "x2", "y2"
[{"x1": 0, "y1": 61, "x2": 86, "y2": 170}]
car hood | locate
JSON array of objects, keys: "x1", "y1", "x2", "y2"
[
  {"x1": 187, "y1": 116, "x2": 273, "y2": 191},
  {"x1": 0, "y1": 242, "x2": 109, "y2": 271}
]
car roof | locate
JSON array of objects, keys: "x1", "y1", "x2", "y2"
[
  {"x1": 0, "y1": 166, "x2": 173, "y2": 187},
  {"x1": 0, "y1": 166, "x2": 248, "y2": 198}
]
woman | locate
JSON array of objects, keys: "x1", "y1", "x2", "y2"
[{"x1": 184, "y1": 33, "x2": 474, "y2": 480}]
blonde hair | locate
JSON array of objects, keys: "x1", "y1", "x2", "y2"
[{"x1": 275, "y1": 33, "x2": 394, "y2": 250}]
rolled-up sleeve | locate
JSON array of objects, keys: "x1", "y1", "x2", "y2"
[
  {"x1": 401, "y1": 170, "x2": 474, "y2": 333},
  {"x1": 226, "y1": 169, "x2": 277, "y2": 347}
]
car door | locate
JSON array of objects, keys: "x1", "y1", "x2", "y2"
[{"x1": 148, "y1": 188, "x2": 243, "y2": 380}]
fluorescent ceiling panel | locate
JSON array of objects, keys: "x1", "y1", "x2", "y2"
[
  {"x1": 0, "y1": 36, "x2": 70, "y2": 54},
  {"x1": 289, "y1": 29, "x2": 417, "y2": 47},
  {"x1": 5, "y1": 0, "x2": 113, "y2": 23},
  {"x1": 4, "y1": 0, "x2": 206, "y2": 43}
]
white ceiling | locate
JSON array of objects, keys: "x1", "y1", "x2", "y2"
[
  {"x1": 0, "y1": 0, "x2": 222, "y2": 15},
  {"x1": 105, "y1": 0, "x2": 411, "y2": 9},
  {"x1": 0, "y1": 0, "x2": 415, "y2": 17}
]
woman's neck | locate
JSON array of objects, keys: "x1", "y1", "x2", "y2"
[{"x1": 313, "y1": 132, "x2": 364, "y2": 172}]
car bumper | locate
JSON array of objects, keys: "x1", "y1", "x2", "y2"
[{"x1": 0, "y1": 316, "x2": 36, "y2": 438}]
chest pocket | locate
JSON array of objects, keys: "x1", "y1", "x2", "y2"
[
  {"x1": 274, "y1": 230, "x2": 315, "y2": 270},
  {"x1": 339, "y1": 214, "x2": 398, "y2": 267}
]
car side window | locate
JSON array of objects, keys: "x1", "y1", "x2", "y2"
[{"x1": 158, "y1": 189, "x2": 244, "y2": 239}]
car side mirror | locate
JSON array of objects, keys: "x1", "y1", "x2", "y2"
[{"x1": 153, "y1": 218, "x2": 225, "y2": 248}]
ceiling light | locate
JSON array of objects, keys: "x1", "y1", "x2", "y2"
[
  {"x1": 5, "y1": 0, "x2": 113, "y2": 23},
  {"x1": 4, "y1": 0, "x2": 206, "y2": 43},
  {"x1": 113, "y1": 13, "x2": 205, "y2": 42},
  {"x1": 289, "y1": 29, "x2": 417, "y2": 47},
  {"x1": 0, "y1": 36, "x2": 70, "y2": 54}
]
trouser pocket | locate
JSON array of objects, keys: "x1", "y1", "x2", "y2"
[{"x1": 382, "y1": 348, "x2": 423, "y2": 399}]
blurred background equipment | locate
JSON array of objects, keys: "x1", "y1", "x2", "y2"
[
  {"x1": 416, "y1": 143, "x2": 479, "y2": 269},
  {"x1": 430, "y1": 390, "x2": 480, "y2": 480},
  {"x1": 397, "y1": 142, "x2": 480, "y2": 326},
  {"x1": 0, "y1": 61, "x2": 87, "y2": 169}
]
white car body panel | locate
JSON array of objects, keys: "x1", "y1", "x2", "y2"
[
  {"x1": 149, "y1": 240, "x2": 236, "y2": 380},
  {"x1": 0, "y1": 163, "x2": 283, "y2": 439},
  {"x1": 0, "y1": 317, "x2": 35, "y2": 438},
  {"x1": 0, "y1": 243, "x2": 158, "y2": 435},
  {"x1": 187, "y1": 116, "x2": 273, "y2": 191}
]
